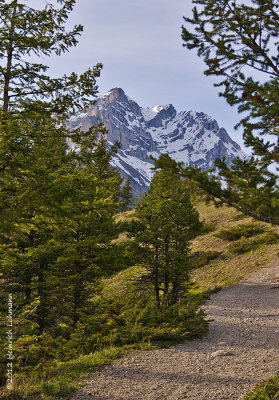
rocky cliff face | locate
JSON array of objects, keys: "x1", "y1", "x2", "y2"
[{"x1": 68, "y1": 88, "x2": 246, "y2": 194}]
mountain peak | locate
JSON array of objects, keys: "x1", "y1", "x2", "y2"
[
  {"x1": 102, "y1": 87, "x2": 128, "y2": 102},
  {"x1": 68, "y1": 88, "x2": 246, "y2": 194},
  {"x1": 141, "y1": 104, "x2": 176, "y2": 122}
]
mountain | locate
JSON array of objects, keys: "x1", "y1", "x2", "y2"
[{"x1": 68, "y1": 87, "x2": 246, "y2": 194}]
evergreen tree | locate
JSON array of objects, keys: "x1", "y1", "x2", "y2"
[
  {"x1": 0, "y1": 0, "x2": 124, "y2": 381},
  {"x1": 120, "y1": 178, "x2": 133, "y2": 212},
  {"x1": 131, "y1": 156, "x2": 202, "y2": 308},
  {"x1": 49, "y1": 128, "x2": 122, "y2": 328},
  {"x1": 181, "y1": 0, "x2": 279, "y2": 225},
  {"x1": 0, "y1": 0, "x2": 102, "y2": 116},
  {"x1": 0, "y1": 116, "x2": 122, "y2": 325}
]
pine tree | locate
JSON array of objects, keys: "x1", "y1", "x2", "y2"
[
  {"x1": 0, "y1": 0, "x2": 102, "y2": 116},
  {"x1": 120, "y1": 178, "x2": 133, "y2": 212},
  {"x1": 0, "y1": 0, "x2": 123, "y2": 379},
  {"x1": 49, "y1": 128, "x2": 122, "y2": 328},
  {"x1": 181, "y1": 0, "x2": 279, "y2": 224},
  {"x1": 131, "y1": 156, "x2": 202, "y2": 308}
]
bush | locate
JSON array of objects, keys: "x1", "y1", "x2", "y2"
[
  {"x1": 198, "y1": 222, "x2": 217, "y2": 235},
  {"x1": 244, "y1": 376, "x2": 279, "y2": 399},
  {"x1": 1, "y1": 267, "x2": 209, "y2": 400},
  {"x1": 190, "y1": 251, "x2": 222, "y2": 269},
  {"x1": 215, "y1": 223, "x2": 266, "y2": 241},
  {"x1": 228, "y1": 232, "x2": 279, "y2": 254},
  {"x1": 66, "y1": 290, "x2": 208, "y2": 353}
]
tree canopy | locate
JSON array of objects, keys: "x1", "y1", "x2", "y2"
[
  {"x1": 131, "y1": 159, "x2": 202, "y2": 308},
  {"x1": 0, "y1": 0, "x2": 102, "y2": 116},
  {"x1": 181, "y1": 0, "x2": 279, "y2": 225},
  {"x1": 0, "y1": 0, "x2": 124, "y2": 387}
]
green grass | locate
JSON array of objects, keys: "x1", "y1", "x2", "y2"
[
  {"x1": 1, "y1": 345, "x2": 153, "y2": 400},
  {"x1": 244, "y1": 376, "x2": 279, "y2": 399},
  {"x1": 215, "y1": 222, "x2": 267, "y2": 241},
  {"x1": 4, "y1": 202, "x2": 279, "y2": 400},
  {"x1": 190, "y1": 250, "x2": 222, "y2": 270},
  {"x1": 191, "y1": 203, "x2": 279, "y2": 291},
  {"x1": 227, "y1": 231, "x2": 279, "y2": 255}
]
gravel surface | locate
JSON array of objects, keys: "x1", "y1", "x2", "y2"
[{"x1": 70, "y1": 258, "x2": 279, "y2": 400}]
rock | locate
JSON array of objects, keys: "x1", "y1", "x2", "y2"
[
  {"x1": 211, "y1": 350, "x2": 235, "y2": 357},
  {"x1": 67, "y1": 87, "x2": 247, "y2": 195}
]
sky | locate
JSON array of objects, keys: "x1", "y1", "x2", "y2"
[{"x1": 31, "y1": 0, "x2": 245, "y2": 149}]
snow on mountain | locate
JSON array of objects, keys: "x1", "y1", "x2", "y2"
[
  {"x1": 141, "y1": 105, "x2": 167, "y2": 121},
  {"x1": 67, "y1": 87, "x2": 246, "y2": 194}
]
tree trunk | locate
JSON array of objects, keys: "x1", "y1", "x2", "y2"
[
  {"x1": 164, "y1": 239, "x2": 170, "y2": 302},
  {"x1": 154, "y1": 245, "x2": 160, "y2": 308},
  {"x1": 37, "y1": 262, "x2": 47, "y2": 333},
  {"x1": 73, "y1": 280, "x2": 83, "y2": 327},
  {"x1": 3, "y1": 1, "x2": 17, "y2": 113},
  {"x1": 164, "y1": 270, "x2": 169, "y2": 300},
  {"x1": 170, "y1": 279, "x2": 179, "y2": 305}
]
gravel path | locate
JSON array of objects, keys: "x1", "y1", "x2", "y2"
[{"x1": 70, "y1": 258, "x2": 279, "y2": 400}]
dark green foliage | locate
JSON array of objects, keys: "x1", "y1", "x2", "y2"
[
  {"x1": 0, "y1": 263, "x2": 209, "y2": 400},
  {"x1": 215, "y1": 223, "x2": 266, "y2": 241},
  {"x1": 198, "y1": 222, "x2": 217, "y2": 235},
  {"x1": 244, "y1": 376, "x2": 279, "y2": 400},
  {"x1": 181, "y1": 0, "x2": 279, "y2": 225},
  {"x1": 119, "y1": 178, "x2": 133, "y2": 212},
  {"x1": 0, "y1": 0, "x2": 102, "y2": 115},
  {"x1": 67, "y1": 292, "x2": 208, "y2": 352},
  {"x1": 190, "y1": 250, "x2": 222, "y2": 269},
  {"x1": 130, "y1": 157, "x2": 203, "y2": 308},
  {"x1": 83, "y1": 267, "x2": 209, "y2": 348},
  {"x1": 0, "y1": 119, "x2": 124, "y2": 384},
  {"x1": 228, "y1": 231, "x2": 279, "y2": 254},
  {"x1": 0, "y1": 0, "x2": 125, "y2": 393},
  {"x1": 0, "y1": 3, "x2": 209, "y2": 398},
  {"x1": 182, "y1": 0, "x2": 279, "y2": 139}
]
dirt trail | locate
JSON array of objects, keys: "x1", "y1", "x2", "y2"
[{"x1": 70, "y1": 258, "x2": 279, "y2": 400}]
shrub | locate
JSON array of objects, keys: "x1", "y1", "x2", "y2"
[
  {"x1": 66, "y1": 290, "x2": 208, "y2": 352},
  {"x1": 228, "y1": 232, "x2": 279, "y2": 254},
  {"x1": 244, "y1": 376, "x2": 279, "y2": 399},
  {"x1": 215, "y1": 223, "x2": 266, "y2": 241},
  {"x1": 190, "y1": 250, "x2": 222, "y2": 269},
  {"x1": 198, "y1": 222, "x2": 217, "y2": 235}
]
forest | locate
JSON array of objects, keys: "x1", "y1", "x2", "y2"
[{"x1": 0, "y1": 0, "x2": 279, "y2": 399}]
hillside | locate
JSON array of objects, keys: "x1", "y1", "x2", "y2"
[
  {"x1": 191, "y1": 202, "x2": 279, "y2": 290},
  {"x1": 68, "y1": 203, "x2": 279, "y2": 400},
  {"x1": 7, "y1": 202, "x2": 279, "y2": 400},
  {"x1": 117, "y1": 202, "x2": 279, "y2": 292}
]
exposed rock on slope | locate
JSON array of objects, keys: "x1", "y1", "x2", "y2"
[{"x1": 68, "y1": 88, "x2": 246, "y2": 194}]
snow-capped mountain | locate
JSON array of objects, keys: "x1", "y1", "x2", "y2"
[{"x1": 68, "y1": 88, "x2": 246, "y2": 194}]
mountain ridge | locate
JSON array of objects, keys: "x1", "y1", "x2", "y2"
[{"x1": 68, "y1": 88, "x2": 246, "y2": 193}]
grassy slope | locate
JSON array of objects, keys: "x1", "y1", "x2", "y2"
[
  {"x1": 96, "y1": 204, "x2": 279, "y2": 400},
  {"x1": 191, "y1": 202, "x2": 279, "y2": 290},
  {"x1": 4, "y1": 203, "x2": 279, "y2": 400},
  {"x1": 117, "y1": 204, "x2": 279, "y2": 290},
  {"x1": 87, "y1": 203, "x2": 279, "y2": 399},
  {"x1": 192, "y1": 203, "x2": 279, "y2": 400}
]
